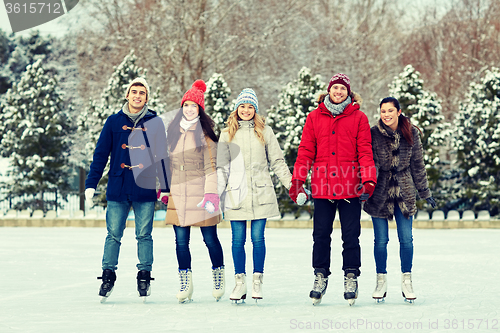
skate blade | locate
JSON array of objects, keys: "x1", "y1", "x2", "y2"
[
  {"x1": 348, "y1": 299, "x2": 356, "y2": 306},
  {"x1": 100, "y1": 296, "x2": 108, "y2": 303},
  {"x1": 178, "y1": 298, "x2": 193, "y2": 304},
  {"x1": 230, "y1": 299, "x2": 246, "y2": 304},
  {"x1": 402, "y1": 292, "x2": 416, "y2": 303},
  {"x1": 140, "y1": 296, "x2": 148, "y2": 303},
  {"x1": 312, "y1": 298, "x2": 322, "y2": 306},
  {"x1": 374, "y1": 298, "x2": 385, "y2": 303}
]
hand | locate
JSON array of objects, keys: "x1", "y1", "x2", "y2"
[
  {"x1": 85, "y1": 188, "x2": 95, "y2": 208},
  {"x1": 157, "y1": 189, "x2": 169, "y2": 205},
  {"x1": 426, "y1": 197, "x2": 436, "y2": 208},
  {"x1": 357, "y1": 181, "x2": 376, "y2": 202},
  {"x1": 359, "y1": 193, "x2": 370, "y2": 202},
  {"x1": 160, "y1": 193, "x2": 169, "y2": 205},
  {"x1": 297, "y1": 188, "x2": 311, "y2": 205},
  {"x1": 289, "y1": 179, "x2": 306, "y2": 204},
  {"x1": 197, "y1": 193, "x2": 220, "y2": 213}
]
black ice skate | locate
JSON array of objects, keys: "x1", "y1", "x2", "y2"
[
  {"x1": 344, "y1": 272, "x2": 358, "y2": 306},
  {"x1": 310, "y1": 268, "x2": 328, "y2": 306},
  {"x1": 137, "y1": 270, "x2": 154, "y2": 302},
  {"x1": 98, "y1": 269, "x2": 116, "y2": 303}
]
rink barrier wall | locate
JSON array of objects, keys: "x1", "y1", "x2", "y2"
[{"x1": 0, "y1": 209, "x2": 499, "y2": 228}]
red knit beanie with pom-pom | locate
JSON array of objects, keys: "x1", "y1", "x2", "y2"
[{"x1": 181, "y1": 80, "x2": 207, "y2": 111}]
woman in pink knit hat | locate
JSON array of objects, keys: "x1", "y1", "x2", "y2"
[{"x1": 164, "y1": 80, "x2": 225, "y2": 303}]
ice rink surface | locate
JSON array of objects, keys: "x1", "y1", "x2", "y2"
[{"x1": 1, "y1": 226, "x2": 499, "y2": 333}]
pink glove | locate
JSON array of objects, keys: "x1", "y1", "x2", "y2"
[
  {"x1": 157, "y1": 189, "x2": 169, "y2": 205},
  {"x1": 197, "y1": 193, "x2": 220, "y2": 213}
]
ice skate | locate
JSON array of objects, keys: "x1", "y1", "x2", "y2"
[
  {"x1": 176, "y1": 269, "x2": 193, "y2": 303},
  {"x1": 372, "y1": 273, "x2": 387, "y2": 303},
  {"x1": 344, "y1": 272, "x2": 358, "y2": 306},
  {"x1": 97, "y1": 269, "x2": 116, "y2": 303},
  {"x1": 229, "y1": 273, "x2": 246, "y2": 304},
  {"x1": 212, "y1": 266, "x2": 225, "y2": 301},
  {"x1": 401, "y1": 272, "x2": 416, "y2": 303},
  {"x1": 137, "y1": 270, "x2": 154, "y2": 302},
  {"x1": 309, "y1": 269, "x2": 328, "y2": 306},
  {"x1": 252, "y1": 273, "x2": 263, "y2": 302}
]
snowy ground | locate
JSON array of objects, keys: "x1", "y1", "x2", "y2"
[{"x1": 0, "y1": 226, "x2": 499, "y2": 333}]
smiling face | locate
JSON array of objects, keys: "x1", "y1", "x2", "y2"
[
  {"x1": 126, "y1": 85, "x2": 147, "y2": 113},
  {"x1": 182, "y1": 100, "x2": 200, "y2": 121},
  {"x1": 380, "y1": 102, "x2": 402, "y2": 131},
  {"x1": 328, "y1": 83, "x2": 349, "y2": 104},
  {"x1": 237, "y1": 103, "x2": 256, "y2": 121}
]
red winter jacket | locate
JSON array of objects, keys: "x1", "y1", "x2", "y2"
[{"x1": 292, "y1": 94, "x2": 377, "y2": 199}]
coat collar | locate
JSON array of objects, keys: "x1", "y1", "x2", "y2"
[
  {"x1": 377, "y1": 119, "x2": 398, "y2": 138},
  {"x1": 180, "y1": 123, "x2": 198, "y2": 133},
  {"x1": 318, "y1": 101, "x2": 358, "y2": 118},
  {"x1": 117, "y1": 109, "x2": 157, "y2": 122},
  {"x1": 238, "y1": 119, "x2": 255, "y2": 128}
]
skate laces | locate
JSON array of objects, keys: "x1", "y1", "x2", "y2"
[
  {"x1": 253, "y1": 275, "x2": 262, "y2": 293},
  {"x1": 376, "y1": 275, "x2": 385, "y2": 291},
  {"x1": 313, "y1": 274, "x2": 327, "y2": 293},
  {"x1": 213, "y1": 268, "x2": 223, "y2": 289},
  {"x1": 402, "y1": 274, "x2": 413, "y2": 292},
  {"x1": 179, "y1": 270, "x2": 190, "y2": 291},
  {"x1": 345, "y1": 274, "x2": 357, "y2": 293}
]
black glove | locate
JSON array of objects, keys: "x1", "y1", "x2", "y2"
[
  {"x1": 359, "y1": 193, "x2": 370, "y2": 202},
  {"x1": 426, "y1": 197, "x2": 436, "y2": 208}
]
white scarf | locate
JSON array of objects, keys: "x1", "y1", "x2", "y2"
[{"x1": 180, "y1": 116, "x2": 199, "y2": 131}]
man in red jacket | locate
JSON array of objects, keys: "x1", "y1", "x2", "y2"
[{"x1": 289, "y1": 73, "x2": 376, "y2": 306}]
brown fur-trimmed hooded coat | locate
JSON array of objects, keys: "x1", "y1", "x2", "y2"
[{"x1": 363, "y1": 120, "x2": 431, "y2": 220}]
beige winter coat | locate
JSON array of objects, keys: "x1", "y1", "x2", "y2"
[
  {"x1": 217, "y1": 120, "x2": 292, "y2": 220},
  {"x1": 165, "y1": 124, "x2": 221, "y2": 227}
]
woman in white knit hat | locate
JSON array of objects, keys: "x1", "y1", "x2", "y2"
[{"x1": 217, "y1": 88, "x2": 292, "y2": 302}]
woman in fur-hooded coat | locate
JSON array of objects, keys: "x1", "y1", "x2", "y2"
[
  {"x1": 364, "y1": 96, "x2": 436, "y2": 302},
  {"x1": 363, "y1": 109, "x2": 432, "y2": 220}
]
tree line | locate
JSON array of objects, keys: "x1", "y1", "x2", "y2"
[{"x1": 0, "y1": 0, "x2": 499, "y2": 215}]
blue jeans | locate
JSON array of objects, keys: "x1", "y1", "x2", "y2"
[
  {"x1": 231, "y1": 219, "x2": 266, "y2": 274},
  {"x1": 173, "y1": 225, "x2": 224, "y2": 270},
  {"x1": 102, "y1": 200, "x2": 155, "y2": 271},
  {"x1": 372, "y1": 204, "x2": 414, "y2": 273}
]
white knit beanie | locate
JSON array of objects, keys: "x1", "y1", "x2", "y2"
[{"x1": 125, "y1": 77, "x2": 150, "y2": 102}]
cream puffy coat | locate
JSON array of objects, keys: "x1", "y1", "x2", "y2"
[
  {"x1": 165, "y1": 124, "x2": 221, "y2": 227},
  {"x1": 217, "y1": 120, "x2": 292, "y2": 220}
]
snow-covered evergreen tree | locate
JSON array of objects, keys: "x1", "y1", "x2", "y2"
[
  {"x1": 78, "y1": 50, "x2": 148, "y2": 159},
  {"x1": 452, "y1": 67, "x2": 500, "y2": 214},
  {"x1": 267, "y1": 67, "x2": 325, "y2": 216},
  {"x1": 149, "y1": 87, "x2": 167, "y2": 115},
  {"x1": 388, "y1": 64, "x2": 450, "y2": 207},
  {"x1": 76, "y1": 50, "x2": 159, "y2": 206},
  {"x1": 0, "y1": 30, "x2": 52, "y2": 94},
  {"x1": 205, "y1": 73, "x2": 231, "y2": 136},
  {"x1": 0, "y1": 59, "x2": 73, "y2": 211}
]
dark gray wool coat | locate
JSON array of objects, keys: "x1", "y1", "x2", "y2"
[{"x1": 363, "y1": 120, "x2": 432, "y2": 220}]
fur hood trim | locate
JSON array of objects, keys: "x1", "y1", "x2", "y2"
[{"x1": 351, "y1": 91, "x2": 362, "y2": 107}]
